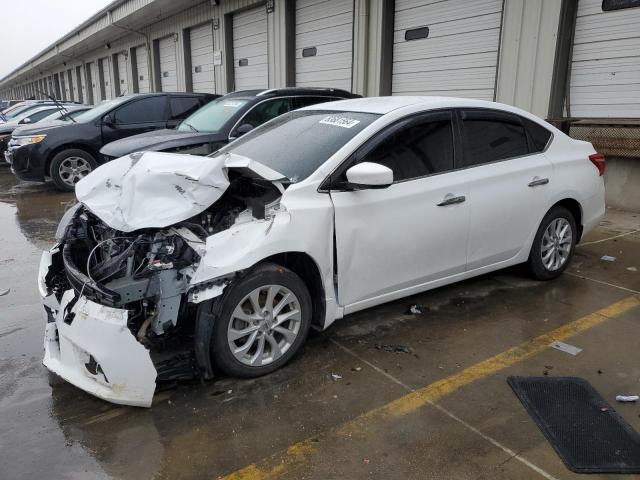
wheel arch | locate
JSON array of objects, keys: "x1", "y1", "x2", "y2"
[
  {"x1": 259, "y1": 252, "x2": 326, "y2": 331},
  {"x1": 551, "y1": 198, "x2": 583, "y2": 242},
  {"x1": 45, "y1": 143, "x2": 100, "y2": 178}
]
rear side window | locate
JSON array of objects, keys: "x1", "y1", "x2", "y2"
[
  {"x1": 170, "y1": 96, "x2": 201, "y2": 120},
  {"x1": 113, "y1": 96, "x2": 167, "y2": 124},
  {"x1": 239, "y1": 98, "x2": 292, "y2": 129},
  {"x1": 523, "y1": 118, "x2": 552, "y2": 152},
  {"x1": 359, "y1": 111, "x2": 454, "y2": 181},
  {"x1": 460, "y1": 109, "x2": 528, "y2": 167}
]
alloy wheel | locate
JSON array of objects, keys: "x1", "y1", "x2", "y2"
[
  {"x1": 227, "y1": 284, "x2": 302, "y2": 367},
  {"x1": 58, "y1": 156, "x2": 92, "y2": 187},
  {"x1": 540, "y1": 218, "x2": 573, "y2": 271}
]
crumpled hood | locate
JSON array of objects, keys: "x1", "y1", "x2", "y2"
[{"x1": 75, "y1": 151, "x2": 287, "y2": 232}]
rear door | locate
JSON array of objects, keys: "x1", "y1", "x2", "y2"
[
  {"x1": 459, "y1": 109, "x2": 553, "y2": 271},
  {"x1": 101, "y1": 96, "x2": 168, "y2": 144},
  {"x1": 331, "y1": 110, "x2": 469, "y2": 310}
]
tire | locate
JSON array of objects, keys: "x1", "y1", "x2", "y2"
[
  {"x1": 207, "y1": 263, "x2": 312, "y2": 378},
  {"x1": 49, "y1": 149, "x2": 97, "y2": 192},
  {"x1": 527, "y1": 206, "x2": 577, "y2": 280}
]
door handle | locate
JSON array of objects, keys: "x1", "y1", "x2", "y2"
[
  {"x1": 528, "y1": 177, "x2": 549, "y2": 187},
  {"x1": 437, "y1": 195, "x2": 466, "y2": 206}
]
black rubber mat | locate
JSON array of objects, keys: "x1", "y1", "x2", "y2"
[{"x1": 508, "y1": 376, "x2": 640, "y2": 473}]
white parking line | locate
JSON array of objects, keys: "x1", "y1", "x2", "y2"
[
  {"x1": 566, "y1": 271, "x2": 640, "y2": 294},
  {"x1": 578, "y1": 229, "x2": 640, "y2": 246},
  {"x1": 327, "y1": 337, "x2": 560, "y2": 480}
]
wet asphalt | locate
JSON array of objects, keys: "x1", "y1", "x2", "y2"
[{"x1": 0, "y1": 166, "x2": 639, "y2": 480}]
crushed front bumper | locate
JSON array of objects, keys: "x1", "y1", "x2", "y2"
[{"x1": 40, "y1": 252, "x2": 157, "y2": 407}]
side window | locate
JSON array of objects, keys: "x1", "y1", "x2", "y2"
[
  {"x1": 293, "y1": 96, "x2": 338, "y2": 109},
  {"x1": 170, "y1": 96, "x2": 201, "y2": 120},
  {"x1": 523, "y1": 118, "x2": 552, "y2": 152},
  {"x1": 25, "y1": 109, "x2": 56, "y2": 122},
  {"x1": 359, "y1": 111, "x2": 454, "y2": 182},
  {"x1": 460, "y1": 109, "x2": 529, "y2": 167},
  {"x1": 113, "y1": 96, "x2": 167, "y2": 124},
  {"x1": 239, "y1": 98, "x2": 292, "y2": 129}
]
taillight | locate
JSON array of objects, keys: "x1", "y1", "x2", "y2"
[{"x1": 589, "y1": 152, "x2": 605, "y2": 176}]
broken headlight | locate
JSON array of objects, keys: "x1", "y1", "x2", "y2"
[{"x1": 55, "y1": 203, "x2": 82, "y2": 241}]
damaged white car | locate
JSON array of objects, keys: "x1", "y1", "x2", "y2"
[{"x1": 39, "y1": 97, "x2": 605, "y2": 407}]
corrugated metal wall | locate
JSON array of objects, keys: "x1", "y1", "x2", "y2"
[{"x1": 570, "y1": 0, "x2": 640, "y2": 118}]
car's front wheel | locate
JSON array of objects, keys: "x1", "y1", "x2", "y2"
[
  {"x1": 50, "y1": 149, "x2": 97, "y2": 191},
  {"x1": 528, "y1": 205, "x2": 577, "y2": 280},
  {"x1": 207, "y1": 263, "x2": 312, "y2": 378}
]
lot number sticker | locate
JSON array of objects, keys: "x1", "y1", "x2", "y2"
[{"x1": 319, "y1": 115, "x2": 361, "y2": 128}]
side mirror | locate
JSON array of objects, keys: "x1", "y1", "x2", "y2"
[
  {"x1": 103, "y1": 114, "x2": 115, "y2": 126},
  {"x1": 20, "y1": 117, "x2": 31, "y2": 124},
  {"x1": 345, "y1": 162, "x2": 393, "y2": 189},
  {"x1": 235, "y1": 123, "x2": 254, "y2": 137}
]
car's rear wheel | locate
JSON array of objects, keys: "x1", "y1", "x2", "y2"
[
  {"x1": 208, "y1": 263, "x2": 312, "y2": 378},
  {"x1": 50, "y1": 149, "x2": 97, "y2": 191},
  {"x1": 527, "y1": 205, "x2": 577, "y2": 280}
]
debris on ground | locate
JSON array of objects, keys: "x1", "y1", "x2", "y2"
[
  {"x1": 601, "y1": 255, "x2": 617, "y2": 262},
  {"x1": 598, "y1": 369, "x2": 603, "y2": 375},
  {"x1": 330, "y1": 373, "x2": 342, "y2": 381},
  {"x1": 616, "y1": 395, "x2": 639, "y2": 403},
  {"x1": 405, "y1": 304, "x2": 424, "y2": 315},
  {"x1": 351, "y1": 367, "x2": 362, "y2": 372},
  {"x1": 550, "y1": 340, "x2": 582, "y2": 356},
  {"x1": 0, "y1": 289, "x2": 9, "y2": 296},
  {"x1": 627, "y1": 267, "x2": 637, "y2": 272},
  {"x1": 374, "y1": 343, "x2": 412, "y2": 354}
]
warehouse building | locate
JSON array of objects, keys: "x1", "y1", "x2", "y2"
[{"x1": 1, "y1": 0, "x2": 639, "y2": 207}]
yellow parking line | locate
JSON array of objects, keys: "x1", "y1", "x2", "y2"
[{"x1": 219, "y1": 294, "x2": 640, "y2": 480}]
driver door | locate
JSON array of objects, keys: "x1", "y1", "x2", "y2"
[
  {"x1": 329, "y1": 111, "x2": 470, "y2": 311},
  {"x1": 101, "y1": 96, "x2": 168, "y2": 145}
]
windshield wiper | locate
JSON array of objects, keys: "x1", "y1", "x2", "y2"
[{"x1": 182, "y1": 122, "x2": 198, "y2": 133}]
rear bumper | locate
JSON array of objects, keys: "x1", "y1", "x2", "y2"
[
  {"x1": 580, "y1": 183, "x2": 606, "y2": 239},
  {"x1": 40, "y1": 252, "x2": 157, "y2": 407}
]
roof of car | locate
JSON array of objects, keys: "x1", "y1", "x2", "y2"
[
  {"x1": 300, "y1": 96, "x2": 517, "y2": 115},
  {"x1": 224, "y1": 87, "x2": 357, "y2": 99}
]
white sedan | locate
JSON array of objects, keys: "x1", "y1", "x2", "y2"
[{"x1": 40, "y1": 97, "x2": 605, "y2": 406}]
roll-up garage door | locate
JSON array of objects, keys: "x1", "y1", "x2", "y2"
[
  {"x1": 190, "y1": 23, "x2": 216, "y2": 94},
  {"x1": 135, "y1": 46, "x2": 150, "y2": 93},
  {"x1": 59, "y1": 72, "x2": 67, "y2": 101},
  {"x1": 70, "y1": 69, "x2": 78, "y2": 102},
  {"x1": 233, "y1": 6, "x2": 268, "y2": 90},
  {"x1": 100, "y1": 57, "x2": 113, "y2": 100},
  {"x1": 159, "y1": 36, "x2": 178, "y2": 91},
  {"x1": 91, "y1": 63, "x2": 100, "y2": 103},
  {"x1": 392, "y1": 0, "x2": 503, "y2": 100},
  {"x1": 570, "y1": 0, "x2": 640, "y2": 118},
  {"x1": 295, "y1": 0, "x2": 353, "y2": 90},
  {"x1": 117, "y1": 52, "x2": 130, "y2": 96}
]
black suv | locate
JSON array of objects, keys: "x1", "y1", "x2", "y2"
[
  {"x1": 100, "y1": 88, "x2": 359, "y2": 161},
  {"x1": 8, "y1": 92, "x2": 217, "y2": 191}
]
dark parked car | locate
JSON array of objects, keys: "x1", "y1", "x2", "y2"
[
  {"x1": 8, "y1": 92, "x2": 217, "y2": 191},
  {"x1": 100, "y1": 88, "x2": 359, "y2": 161}
]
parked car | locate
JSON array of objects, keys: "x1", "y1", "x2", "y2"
[
  {"x1": 100, "y1": 88, "x2": 359, "y2": 161},
  {"x1": 8, "y1": 92, "x2": 217, "y2": 191},
  {"x1": 40, "y1": 97, "x2": 605, "y2": 407},
  {"x1": 1, "y1": 100, "x2": 77, "y2": 122},
  {"x1": 0, "y1": 105, "x2": 88, "y2": 158}
]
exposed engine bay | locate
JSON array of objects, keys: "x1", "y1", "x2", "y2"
[{"x1": 41, "y1": 152, "x2": 287, "y2": 407}]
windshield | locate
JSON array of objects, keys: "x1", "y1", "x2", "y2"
[
  {"x1": 73, "y1": 97, "x2": 132, "y2": 123},
  {"x1": 40, "y1": 108, "x2": 85, "y2": 122},
  {"x1": 217, "y1": 110, "x2": 380, "y2": 182},
  {"x1": 177, "y1": 97, "x2": 250, "y2": 133}
]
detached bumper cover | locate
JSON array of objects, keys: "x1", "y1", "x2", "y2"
[{"x1": 41, "y1": 254, "x2": 157, "y2": 407}]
